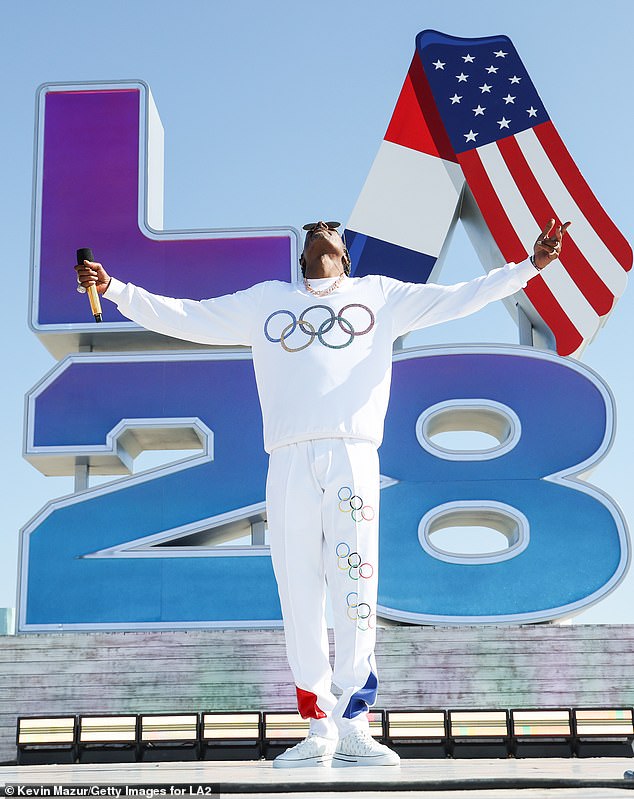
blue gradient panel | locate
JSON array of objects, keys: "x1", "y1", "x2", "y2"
[
  {"x1": 377, "y1": 347, "x2": 628, "y2": 623},
  {"x1": 382, "y1": 353, "x2": 608, "y2": 482},
  {"x1": 23, "y1": 355, "x2": 280, "y2": 627},
  {"x1": 346, "y1": 229, "x2": 437, "y2": 283},
  {"x1": 379, "y1": 479, "x2": 620, "y2": 616}
]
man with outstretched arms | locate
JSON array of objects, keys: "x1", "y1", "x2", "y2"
[{"x1": 76, "y1": 218, "x2": 568, "y2": 768}]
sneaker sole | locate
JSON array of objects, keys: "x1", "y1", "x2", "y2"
[
  {"x1": 273, "y1": 755, "x2": 333, "y2": 769},
  {"x1": 332, "y1": 754, "x2": 400, "y2": 767}
]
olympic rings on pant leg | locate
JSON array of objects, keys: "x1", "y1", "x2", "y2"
[
  {"x1": 347, "y1": 591, "x2": 359, "y2": 621},
  {"x1": 361, "y1": 505, "x2": 375, "y2": 521},
  {"x1": 349, "y1": 561, "x2": 374, "y2": 580},
  {"x1": 338, "y1": 487, "x2": 374, "y2": 522},
  {"x1": 339, "y1": 486, "x2": 353, "y2": 513},
  {"x1": 336, "y1": 542, "x2": 351, "y2": 558},
  {"x1": 357, "y1": 612, "x2": 376, "y2": 632},
  {"x1": 342, "y1": 577, "x2": 375, "y2": 630},
  {"x1": 348, "y1": 552, "x2": 362, "y2": 569},
  {"x1": 350, "y1": 503, "x2": 374, "y2": 522},
  {"x1": 345, "y1": 595, "x2": 375, "y2": 627},
  {"x1": 336, "y1": 541, "x2": 374, "y2": 580}
]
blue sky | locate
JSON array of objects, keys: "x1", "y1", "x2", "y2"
[{"x1": 1, "y1": 0, "x2": 633, "y2": 623}]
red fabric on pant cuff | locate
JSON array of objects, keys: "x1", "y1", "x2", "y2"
[{"x1": 296, "y1": 686, "x2": 327, "y2": 719}]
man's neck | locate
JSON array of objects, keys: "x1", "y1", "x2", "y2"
[{"x1": 304, "y1": 255, "x2": 344, "y2": 280}]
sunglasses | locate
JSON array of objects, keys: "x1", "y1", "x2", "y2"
[{"x1": 302, "y1": 221, "x2": 342, "y2": 231}]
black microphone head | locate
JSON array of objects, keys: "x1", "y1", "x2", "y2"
[{"x1": 76, "y1": 247, "x2": 94, "y2": 264}]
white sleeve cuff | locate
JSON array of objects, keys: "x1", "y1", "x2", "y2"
[
  {"x1": 103, "y1": 277, "x2": 127, "y2": 302},
  {"x1": 511, "y1": 257, "x2": 541, "y2": 285}
]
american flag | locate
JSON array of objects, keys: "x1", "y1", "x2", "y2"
[{"x1": 346, "y1": 30, "x2": 631, "y2": 356}]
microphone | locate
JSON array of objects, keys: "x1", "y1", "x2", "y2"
[{"x1": 76, "y1": 247, "x2": 103, "y2": 323}]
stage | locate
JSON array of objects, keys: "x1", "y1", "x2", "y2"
[
  {"x1": 3, "y1": 625, "x2": 634, "y2": 761},
  {"x1": 2, "y1": 757, "x2": 634, "y2": 797}
]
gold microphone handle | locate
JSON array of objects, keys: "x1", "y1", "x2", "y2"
[
  {"x1": 87, "y1": 283, "x2": 103, "y2": 323},
  {"x1": 76, "y1": 247, "x2": 102, "y2": 322}
]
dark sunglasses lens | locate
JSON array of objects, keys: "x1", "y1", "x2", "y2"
[{"x1": 302, "y1": 221, "x2": 342, "y2": 231}]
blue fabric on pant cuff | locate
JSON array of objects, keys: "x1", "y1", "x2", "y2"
[{"x1": 343, "y1": 668, "x2": 378, "y2": 719}]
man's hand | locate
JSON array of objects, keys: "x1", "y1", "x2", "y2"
[
  {"x1": 75, "y1": 260, "x2": 112, "y2": 294},
  {"x1": 532, "y1": 219, "x2": 571, "y2": 270}
]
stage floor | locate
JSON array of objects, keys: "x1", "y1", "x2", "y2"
[{"x1": 2, "y1": 758, "x2": 634, "y2": 797}]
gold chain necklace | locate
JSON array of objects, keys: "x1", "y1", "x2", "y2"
[{"x1": 303, "y1": 272, "x2": 346, "y2": 297}]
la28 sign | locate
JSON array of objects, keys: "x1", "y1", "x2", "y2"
[{"x1": 19, "y1": 32, "x2": 631, "y2": 632}]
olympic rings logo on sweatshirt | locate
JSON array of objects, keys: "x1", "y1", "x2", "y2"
[{"x1": 263, "y1": 303, "x2": 375, "y2": 351}]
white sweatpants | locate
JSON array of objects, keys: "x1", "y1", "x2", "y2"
[{"x1": 266, "y1": 438, "x2": 381, "y2": 739}]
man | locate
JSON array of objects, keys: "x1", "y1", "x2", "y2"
[{"x1": 76, "y1": 218, "x2": 568, "y2": 768}]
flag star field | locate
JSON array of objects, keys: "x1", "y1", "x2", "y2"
[{"x1": 421, "y1": 33, "x2": 549, "y2": 153}]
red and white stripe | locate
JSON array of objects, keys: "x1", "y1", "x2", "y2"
[{"x1": 459, "y1": 122, "x2": 631, "y2": 355}]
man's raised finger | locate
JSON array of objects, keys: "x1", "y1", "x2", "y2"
[
  {"x1": 540, "y1": 219, "x2": 555, "y2": 240},
  {"x1": 559, "y1": 221, "x2": 572, "y2": 238}
]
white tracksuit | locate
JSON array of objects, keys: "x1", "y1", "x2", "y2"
[{"x1": 105, "y1": 259, "x2": 538, "y2": 737}]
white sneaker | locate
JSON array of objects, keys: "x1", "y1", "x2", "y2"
[
  {"x1": 332, "y1": 730, "x2": 400, "y2": 767},
  {"x1": 272, "y1": 734, "x2": 336, "y2": 768}
]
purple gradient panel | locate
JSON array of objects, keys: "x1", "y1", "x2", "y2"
[
  {"x1": 38, "y1": 89, "x2": 291, "y2": 325},
  {"x1": 382, "y1": 352, "x2": 608, "y2": 482}
]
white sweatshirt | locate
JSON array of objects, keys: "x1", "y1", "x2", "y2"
[{"x1": 105, "y1": 259, "x2": 539, "y2": 453}]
